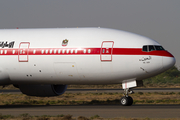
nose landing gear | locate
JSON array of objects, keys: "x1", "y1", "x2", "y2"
[
  {"x1": 120, "y1": 79, "x2": 143, "y2": 106},
  {"x1": 120, "y1": 88, "x2": 134, "y2": 106}
]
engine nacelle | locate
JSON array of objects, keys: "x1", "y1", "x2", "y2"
[
  {"x1": 0, "y1": 68, "x2": 11, "y2": 85},
  {"x1": 18, "y1": 84, "x2": 67, "y2": 97}
]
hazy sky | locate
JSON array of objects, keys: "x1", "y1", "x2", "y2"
[{"x1": 0, "y1": 0, "x2": 180, "y2": 68}]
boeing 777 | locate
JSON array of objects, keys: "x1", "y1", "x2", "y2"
[{"x1": 0, "y1": 27, "x2": 175, "y2": 106}]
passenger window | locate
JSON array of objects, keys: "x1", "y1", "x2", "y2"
[
  {"x1": 83, "y1": 49, "x2": 86, "y2": 53},
  {"x1": 62, "y1": 49, "x2": 65, "y2": 53},
  {"x1": 54, "y1": 49, "x2": 56, "y2": 54},
  {"x1": 66, "y1": 49, "x2": 69, "y2": 53},
  {"x1": 142, "y1": 46, "x2": 148, "y2": 52},
  {"x1": 4, "y1": 50, "x2": 7, "y2": 54},
  {"x1": 75, "y1": 49, "x2": 78, "y2": 53},
  {"x1": 58, "y1": 49, "x2": 61, "y2": 54},
  {"x1": 149, "y1": 45, "x2": 155, "y2": 52},
  {"x1": 41, "y1": 50, "x2": 44, "y2": 54},
  {"x1": 12, "y1": 50, "x2": 15, "y2": 54},
  {"x1": 45, "y1": 50, "x2": 48, "y2": 54},
  {"x1": 103, "y1": 49, "x2": 105, "y2": 53},
  {"x1": 71, "y1": 49, "x2": 73, "y2": 53},
  {"x1": 33, "y1": 50, "x2": 36, "y2": 54},
  {"x1": 88, "y1": 49, "x2": 91, "y2": 53},
  {"x1": 50, "y1": 49, "x2": 52, "y2": 54}
]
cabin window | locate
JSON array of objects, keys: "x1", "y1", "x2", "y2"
[
  {"x1": 12, "y1": 50, "x2": 15, "y2": 54},
  {"x1": 88, "y1": 49, "x2": 91, "y2": 53},
  {"x1": 50, "y1": 49, "x2": 52, "y2": 54},
  {"x1": 4, "y1": 50, "x2": 7, "y2": 54},
  {"x1": 102, "y1": 49, "x2": 105, "y2": 53},
  {"x1": 75, "y1": 49, "x2": 78, "y2": 53},
  {"x1": 20, "y1": 50, "x2": 23, "y2": 54},
  {"x1": 33, "y1": 50, "x2": 36, "y2": 54},
  {"x1": 45, "y1": 50, "x2": 48, "y2": 54},
  {"x1": 41, "y1": 50, "x2": 44, "y2": 54},
  {"x1": 83, "y1": 49, "x2": 86, "y2": 53},
  {"x1": 58, "y1": 49, "x2": 61, "y2": 54},
  {"x1": 62, "y1": 49, "x2": 65, "y2": 53},
  {"x1": 54, "y1": 49, "x2": 56, "y2": 54},
  {"x1": 66, "y1": 49, "x2": 69, "y2": 53},
  {"x1": 71, "y1": 49, "x2": 73, "y2": 53}
]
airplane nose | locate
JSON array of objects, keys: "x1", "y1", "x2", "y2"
[{"x1": 163, "y1": 56, "x2": 176, "y2": 70}]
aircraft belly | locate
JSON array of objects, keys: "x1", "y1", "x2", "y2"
[
  {"x1": 2, "y1": 55, "x2": 137, "y2": 84},
  {"x1": 2, "y1": 54, "x2": 160, "y2": 84},
  {"x1": 53, "y1": 62, "x2": 80, "y2": 80}
]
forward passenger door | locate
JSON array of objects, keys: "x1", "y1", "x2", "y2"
[{"x1": 100, "y1": 41, "x2": 114, "y2": 61}]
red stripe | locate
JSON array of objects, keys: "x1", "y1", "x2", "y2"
[{"x1": 0, "y1": 48, "x2": 174, "y2": 57}]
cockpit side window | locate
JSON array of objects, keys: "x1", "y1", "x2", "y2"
[{"x1": 142, "y1": 46, "x2": 148, "y2": 52}]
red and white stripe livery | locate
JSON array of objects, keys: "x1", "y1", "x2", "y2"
[
  {"x1": 0, "y1": 27, "x2": 175, "y2": 103},
  {"x1": 0, "y1": 28, "x2": 175, "y2": 85}
]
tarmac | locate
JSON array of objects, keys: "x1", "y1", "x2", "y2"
[{"x1": 0, "y1": 104, "x2": 180, "y2": 118}]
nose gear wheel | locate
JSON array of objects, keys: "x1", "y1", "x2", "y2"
[
  {"x1": 120, "y1": 96, "x2": 133, "y2": 106},
  {"x1": 120, "y1": 88, "x2": 134, "y2": 106}
]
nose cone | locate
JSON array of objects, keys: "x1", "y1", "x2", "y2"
[{"x1": 163, "y1": 56, "x2": 176, "y2": 70}]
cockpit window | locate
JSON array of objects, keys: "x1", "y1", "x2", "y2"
[
  {"x1": 142, "y1": 46, "x2": 148, "y2": 52},
  {"x1": 155, "y1": 46, "x2": 165, "y2": 50},
  {"x1": 142, "y1": 45, "x2": 165, "y2": 52},
  {"x1": 149, "y1": 45, "x2": 155, "y2": 51}
]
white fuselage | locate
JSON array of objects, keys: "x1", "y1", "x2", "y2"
[{"x1": 0, "y1": 28, "x2": 175, "y2": 85}]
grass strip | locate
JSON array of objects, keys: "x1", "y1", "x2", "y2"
[{"x1": 0, "y1": 92, "x2": 180, "y2": 105}]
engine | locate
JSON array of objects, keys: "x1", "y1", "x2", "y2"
[
  {"x1": 0, "y1": 68, "x2": 11, "y2": 85},
  {"x1": 18, "y1": 84, "x2": 67, "y2": 97}
]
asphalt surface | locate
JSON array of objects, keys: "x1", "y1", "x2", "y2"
[{"x1": 0, "y1": 104, "x2": 180, "y2": 118}]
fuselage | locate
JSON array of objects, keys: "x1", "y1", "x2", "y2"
[{"x1": 0, "y1": 28, "x2": 175, "y2": 85}]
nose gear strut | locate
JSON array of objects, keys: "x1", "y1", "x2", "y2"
[
  {"x1": 120, "y1": 88, "x2": 134, "y2": 106},
  {"x1": 123, "y1": 88, "x2": 134, "y2": 97},
  {"x1": 120, "y1": 79, "x2": 143, "y2": 106}
]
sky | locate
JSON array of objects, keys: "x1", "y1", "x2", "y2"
[{"x1": 0, "y1": 0, "x2": 180, "y2": 68}]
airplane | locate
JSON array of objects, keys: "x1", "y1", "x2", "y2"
[{"x1": 0, "y1": 27, "x2": 175, "y2": 106}]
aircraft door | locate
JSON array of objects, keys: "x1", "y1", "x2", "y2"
[
  {"x1": 18, "y1": 42, "x2": 30, "y2": 62},
  {"x1": 100, "y1": 41, "x2": 114, "y2": 61}
]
